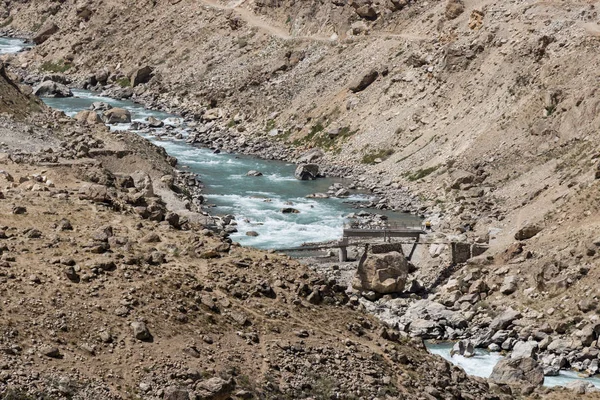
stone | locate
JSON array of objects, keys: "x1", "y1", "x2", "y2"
[
  {"x1": 146, "y1": 116, "x2": 164, "y2": 128},
  {"x1": 500, "y1": 275, "x2": 518, "y2": 295},
  {"x1": 33, "y1": 81, "x2": 73, "y2": 98},
  {"x1": 131, "y1": 321, "x2": 151, "y2": 341},
  {"x1": 294, "y1": 164, "x2": 320, "y2": 180},
  {"x1": 450, "y1": 339, "x2": 475, "y2": 357},
  {"x1": 78, "y1": 184, "x2": 110, "y2": 203},
  {"x1": 281, "y1": 207, "x2": 300, "y2": 214},
  {"x1": 74, "y1": 110, "x2": 103, "y2": 125},
  {"x1": 64, "y1": 266, "x2": 79, "y2": 283},
  {"x1": 515, "y1": 224, "x2": 542, "y2": 240},
  {"x1": 91, "y1": 101, "x2": 111, "y2": 111},
  {"x1": 298, "y1": 148, "x2": 324, "y2": 164},
  {"x1": 130, "y1": 66, "x2": 153, "y2": 87},
  {"x1": 40, "y1": 345, "x2": 61, "y2": 358},
  {"x1": 164, "y1": 387, "x2": 190, "y2": 400},
  {"x1": 56, "y1": 218, "x2": 73, "y2": 231},
  {"x1": 490, "y1": 356, "x2": 544, "y2": 386},
  {"x1": 566, "y1": 380, "x2": 597, "y2": 394},
  {"x1": 196, "y1": 377, "x2": 233, "y2": 399},
  {"x1": 33, "y1": 21, "x2": 59, "y2": 44},
  {"x1": 245, "y1": 231, "x2": 259, "y2": 237},
  {"x1": 490, "y1": 308, "x2": 521, "y2": 331},
  {"x1": 102, "y1": 108, "x2": 132, "y2": 124},
  {"x1": 349, "y1": 69, "x2": 378, "y2": 92},
  {"x1": 355, "y1": 5, "x2": 378, "y2": 19},
  {"x1": 511, "y1": 341, "x2": 538, "y2": 360},
  {"x1": 578, "y1": 299, "x2": 597, "y2": 313},
  {"x1": 352, "y1": 251, "x2": 409, "y2": 294},
  {"x1": 246, "y1": 170, "x2": 263, "y2": 177},
  {"x1": 445, "y1": 0, "x2": 465, "y2": 20}
]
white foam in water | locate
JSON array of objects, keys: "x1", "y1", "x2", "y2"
[
  {"x1": 0, "y1": 37, "x2": 29, "y2": 55},
  {"x1": 426, "y1": 343, "x2": 504, "y2": 378}
]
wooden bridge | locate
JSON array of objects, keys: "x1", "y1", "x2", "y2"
[{"x1": 277, "y1": 223, "x2": 428, "y2": 262}]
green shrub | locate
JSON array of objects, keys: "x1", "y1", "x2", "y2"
[
  {"x1": 40, "y1": 59, "x2": 71, "y2": 73},
  {"x1": 361, "y1": 149, "x2": 394, "y2": 164},
  {"x1": 404, "y1": 165, "x2": 439, "y2": 181},
  {"x1": 116, "y1": 77, "x2": 131, "y2": 88}
]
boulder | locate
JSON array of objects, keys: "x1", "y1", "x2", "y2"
[
  {"x1": 298, "y1": 148, "x2": 324, "y2": 164},
  {"x1": 451, "y1": 339, "x2": 475, "y2": 357},
  {"x1": 352, "y1": 251, "x2": 408, "y2": 294},
  {"x1": 94, "y1": 70, "x2": 109, "y2": 85},
  {"x1": 349, "y1": 69, "x2": 378, "y2": 92},
  {"x1": 196, "y1": 377, "x2": 234, "y2": 400},
  {"x1": 294, "y1": 164, "x2": 320, "y2": 180},
  {"x1": 78, "y1": 184, "x2": 110, "y2": 203},
  {"x1": 450, "y1": 170, "x2": 475, "y2": 189},
  {"x1": 33, "y1": 21, "x2": 59, "y2": 44},
  {"x1": 490, "y1": 357, "x2": 544, "y2": 386},
  {"x1": 246, "y1": 170, "x2": 263, "y2": 177},
  {"x1": 33, "y1": 81, "x2": 73, "y2": 98},
  {"x1": 445, "y1": 0, "x2": 465, "y2": 19},
  {"x1": 102, "y1": 108, "x2": 132, "y2": 124},
  {"x1": 500, "y1": 275, "x2": 518, "y2": 295},
  {"x1": 146, "y1": 116, "x2": 164, "y2": 128},
  {"x1": 515, "y1": 223, "x2": 542, "y2": 240},
  {"x1": 164, "y1": 387, "x2": 190, "y2": 400},
  {"x1": 130, "y1": 65, "x2": 153, "y2": 87},
  {"x1": 490, "y1": 308, "x2": 521, "y2": 331},
  {"x1": 281, "y1": 207, "x2": 300, "y2": 214},
  {"x1": 511, "y1": 341, "x2": 539, "y2": 360},
  {"x1": 90, "y1": 101, "x2": 112, "y2": 111},
  {"x1": 131, "y1": 321, "x2": 151, "y2": 341},
  {"x1": 355, "y1": 5, "x2": 378, "y2": 19},
  {"x1": 566, "y1": 380, "x2": 598, "y2": 394},
  {"x1": 74, "y1": 110, "x2": 103, "y2": 125}
]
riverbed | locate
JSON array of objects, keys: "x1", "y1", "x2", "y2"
[{"x1": 42, "y1": 89, "x2": 420, "y2": 249}]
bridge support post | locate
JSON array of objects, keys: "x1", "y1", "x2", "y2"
[{"x1": 339, "y1": 246, "x2": 348, "y2": 262}]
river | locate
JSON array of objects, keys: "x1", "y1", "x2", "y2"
[
  {"x1": 427, "y1": 342, "x2": 600, "y2": 389},
  {"x1": 0, "y1": 37, "x2": 30, "y2": 55},
  {"x1": 42, "y1": 89, "x2": 419, "y2": 249}
]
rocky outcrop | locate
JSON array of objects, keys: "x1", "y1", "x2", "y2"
[
  {"x1": 74, "y1": 110, "x2": 103, "y2": 125},
  {"x1": 32, "y1": 21, "x2": 59, "y2": 44},
  {"x1": 490, "y1": 356, "x2": 544, "y2": 386},
  {"x1": 102, "y1": 108, "x2": 132, "y2": 124},
  {"x1": 33, "y1": 81, "x2": 73, "y2": 98},
  {"x1": 515, "y1": 223, "x2": 542, "y2": 240},
  {"x1": 353, "y1": 251, "x2": 409, "y2": 294},
  {"x1": 130, "y1": 65, "x2": 153, "y2": 87},
  {"x1": 294, "y1": 164, "x2": 319, "y2": 180},
  {"x1": 349, "y1": 69, "x2": 378, "y2": 92}
]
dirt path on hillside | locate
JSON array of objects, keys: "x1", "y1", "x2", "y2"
[{"x1": 199, "y1": 0, "x2": 428, "y2": 42}]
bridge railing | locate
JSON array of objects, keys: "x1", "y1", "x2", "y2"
[{"x1": 343, "y1": 221, "x2": 424, "y2": 231}]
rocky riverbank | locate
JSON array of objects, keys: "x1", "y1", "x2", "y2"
[{"x1": 0, "y1": 59, "x2": 521, "y2": 400}]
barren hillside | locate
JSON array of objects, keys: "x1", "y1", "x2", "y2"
[{"x1": 3, "y1": 0, "x2": 600, "y2": 397}]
